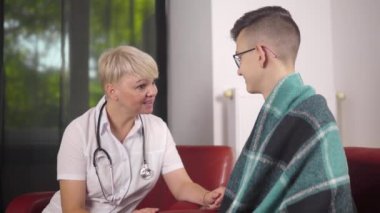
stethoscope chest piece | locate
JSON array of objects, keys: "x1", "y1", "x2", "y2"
[{"x1": 140, "y1": 163, "x2": 153, "y2": 180}]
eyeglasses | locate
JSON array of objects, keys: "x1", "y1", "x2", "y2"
[
  {"x1": 233, "y1": 46, "x2": 278, "y2": 68},
  {"x1": 233, "y1": 47, "x2": 256, "y2": 68}
]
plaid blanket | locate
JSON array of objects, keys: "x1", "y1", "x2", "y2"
[{"x1": 220, "y1": 73, "x2": 356, "y2": 212}]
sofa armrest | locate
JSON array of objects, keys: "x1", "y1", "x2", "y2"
[{"x1": 6, "y1": 191, "x2": 55, "y2": 213}]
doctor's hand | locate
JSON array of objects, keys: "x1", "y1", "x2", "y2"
[
  {"x1": 132, "y1": 207, "x2": 159, "y2": 213},
  {"x1": 202, "y1": 186, "x2": 225, "y2": 210}
]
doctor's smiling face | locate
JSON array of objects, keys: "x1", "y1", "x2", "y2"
[
  {"x1": 110, "y1": 74, "x2": 158, "y2": 115},
  {"x1": 98, "y1": 45, "x2": 159, "y2": 115}
]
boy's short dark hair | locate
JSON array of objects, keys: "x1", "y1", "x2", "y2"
[{"x1": 231, "y1": 6, "x2": 301, "y2": 64}]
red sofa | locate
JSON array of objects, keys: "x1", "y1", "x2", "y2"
[
  {"x1": 5, "y1": 145, "x2": 234, "y2": 213},
  {"x1": 7, "y1": 146, "x2": 380, "y2": 213},
  {"x1": 344, "y1": 147, "x2": 380, "y2": 213}
]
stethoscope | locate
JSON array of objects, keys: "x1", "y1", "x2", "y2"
[{"x1": 93, "y1": 100, "x2": 153, "y2": 201}]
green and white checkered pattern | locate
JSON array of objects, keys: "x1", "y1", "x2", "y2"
[{"x1": 220, "y1": 73, "x2": 356, "y2": 213}]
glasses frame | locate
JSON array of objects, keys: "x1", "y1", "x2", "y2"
[
  {"x1": 233, "y1": 46, "x2": 278, "y2": 68},
  {"x1": 233, "y1": 47, "x2": 256, "y2": 68}
]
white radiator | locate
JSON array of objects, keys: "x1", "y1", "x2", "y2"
[{"x1": 224, "y1": 88, "x2": 264, "y2": 159}]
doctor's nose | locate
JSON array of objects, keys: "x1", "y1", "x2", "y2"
[{"x1": 147, "y1": 83, "x2": 158, "y2": 97}]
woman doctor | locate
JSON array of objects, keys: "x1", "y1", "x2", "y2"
[{"x1": 43, "y1": 45, "x2": 224, "y2": 213}]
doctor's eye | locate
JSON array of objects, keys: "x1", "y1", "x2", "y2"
[{"x1": 136, "y1": 83, "x2": 147, "y2": 90}]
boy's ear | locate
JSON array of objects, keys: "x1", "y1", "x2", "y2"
[{"x1": 256, "y1": 45, "x2": 268, "y2": 68}]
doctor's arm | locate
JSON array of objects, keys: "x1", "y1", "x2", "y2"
[
  {"x1": 60, "y1": 180, "x2": 89, "y2": 213},
  {"x1": 163, "y1": 168, "x2": 225, "y2": 209}
]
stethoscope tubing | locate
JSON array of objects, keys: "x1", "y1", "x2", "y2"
[
  {"x1": 93, "y1": 100, "x2": 152, "y2": 178},
  {"x1": 93, "y1": 100, "x2": 153, "y2": 203}
]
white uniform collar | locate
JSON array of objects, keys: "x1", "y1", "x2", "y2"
[{"x1": 95, "y1": 96, "x2": 143, "y2": 140}]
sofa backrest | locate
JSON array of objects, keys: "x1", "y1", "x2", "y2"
[
  {"x1": 137, "y1": 145, "x2": 234, "y2": 210},
  {"x1": 345, "y1": 147, "x2": 380, "y2": 213}
]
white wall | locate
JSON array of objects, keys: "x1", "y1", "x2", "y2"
[
  {"x1": 330, "y1": 0, "x2": 380, "y2": 147},
  {"x1": 168, "y1": 0, "x2": 380, "y2": 148}
]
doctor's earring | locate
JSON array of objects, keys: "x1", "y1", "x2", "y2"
[{"x1": 109, "y1": 90, "x2": 119, "y2": 101}]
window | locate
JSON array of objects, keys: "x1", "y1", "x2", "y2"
[{"x1": 0, "y1": 0, "x2": 166, "y2": 210}]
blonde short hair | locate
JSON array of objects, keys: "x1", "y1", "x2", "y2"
[{"x1": 98, "y1": 45, "x2": 159, "y2": 87}]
